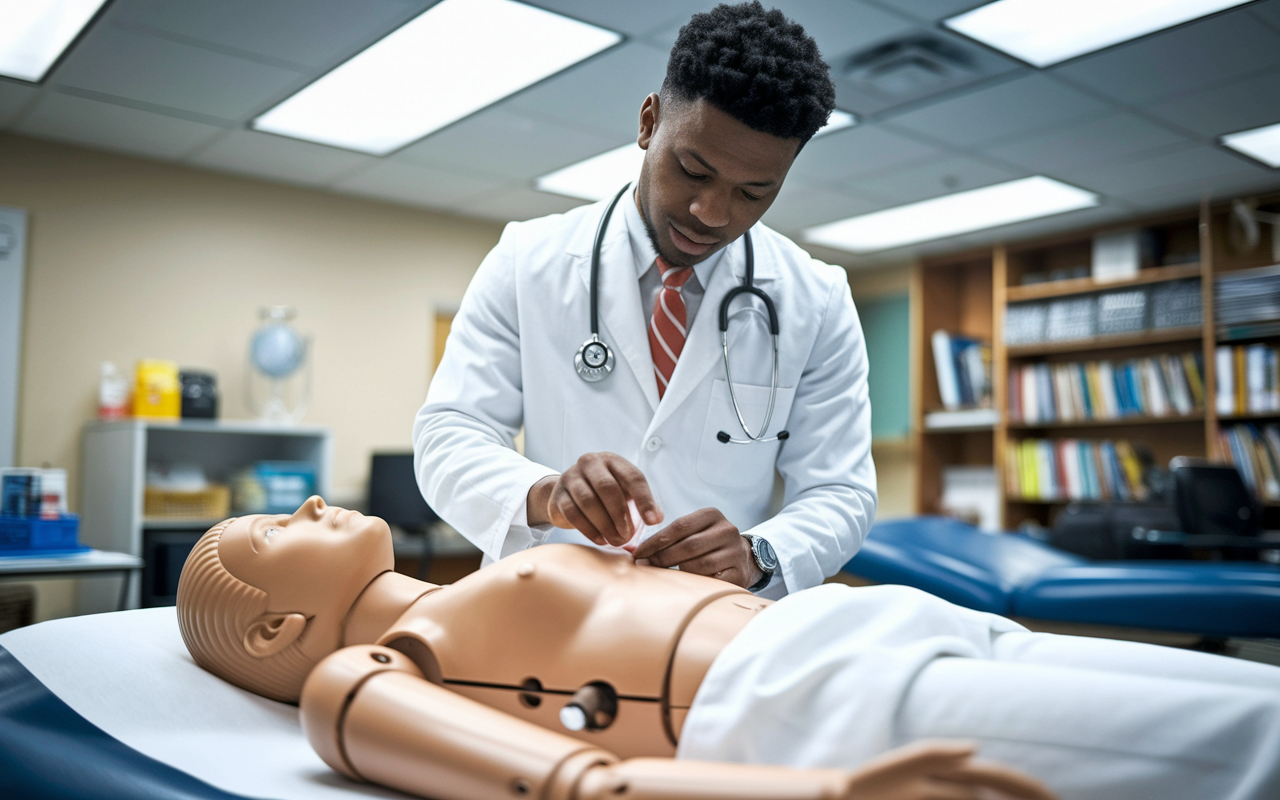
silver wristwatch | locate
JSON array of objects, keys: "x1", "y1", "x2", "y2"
[{"x1": 742, "y1": 534, "x2": 777, "y2": 592}]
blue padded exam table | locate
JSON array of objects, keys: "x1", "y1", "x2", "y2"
[{"x1": 843, "y1": 517, "x2": 1280, "y2": 639}]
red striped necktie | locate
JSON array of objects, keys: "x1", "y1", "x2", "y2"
[{"x1": 649, "y1": 256, "x2": 693, "y2": 399}]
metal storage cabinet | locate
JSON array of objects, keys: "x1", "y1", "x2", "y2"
[{"x1": 79, "y1": 419, "x2": 331, "y2": 611}]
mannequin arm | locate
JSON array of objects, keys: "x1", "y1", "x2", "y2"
[{"x1": 300, "y1": 646, "x2": 1054, "y2": 800}]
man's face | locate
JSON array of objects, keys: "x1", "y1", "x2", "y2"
[{"x1": 635, "y1": 95, "x2": 800, "y2": 268}]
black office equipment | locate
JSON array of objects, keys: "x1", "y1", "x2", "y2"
[
  {"x1": 179, "y1": 371, "x2": 219, "y2": 419},
  {"x1": 1049, "y1": 461, "x2": 1279, "y2": 560},
  {"x1": 367, "y1": 453, "x2": 439, "y2": 579}
]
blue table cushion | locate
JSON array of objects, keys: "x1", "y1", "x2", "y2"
[
  {"x1": 844, "y1": 516, "x2": 1280, "y2": 638},
  {"x1": 844, "y1": 516, "x2": 1083, "y2": 615},
  {"x1": 1016, "y1": 563, "x2": 1280, "y2": 638}
]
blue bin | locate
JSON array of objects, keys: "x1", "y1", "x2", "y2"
[{"x1": 0, "y1": 515, "x2": 80, "y2": 551}]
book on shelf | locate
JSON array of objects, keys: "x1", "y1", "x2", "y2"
[
  {"x1": 1215, "y1": 344, "x2": 1280, "y2": 416},
  {"x1": 1215, "y1": 264, "x2": 1280, "y2": 326},
  {"x1": 1005, "y1": 438, "x2": 1149, "y2": 502},
  {"x1": 930, "y1": 330, "x2": 991, "y2": 411},
  {"x1": 1218, "y1": 422, "x2": 1280, "y2": 503},
  {"x1": 1004, "y1": 279, "x2": 1201, "y2": 346},
  {"x1": 1008, "y1": 352, "x2": 1203, "y2": 424},
  {"x1": 1091, "y1": 230, "x2": 1142, "y2": 283}
]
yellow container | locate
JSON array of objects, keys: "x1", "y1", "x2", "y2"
[
  {"x1": 133, "y1": 359, "x2": 181, "y2": 419},
  {"x1": 144, "y1": 485, "x2": 231, "y2": 519}
]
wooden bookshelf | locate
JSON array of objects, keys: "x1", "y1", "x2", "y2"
[
  {"x1": 912, "y1": 191, "x2": 1280, "y2": 531},
  {"x1": 1005, "y1": 326, "x2": 1202, "y2": 357},
  {"x1": 1005, "y1": 263, "x2": 1201, "y2": 302}
]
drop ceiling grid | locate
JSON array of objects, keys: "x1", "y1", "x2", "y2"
[{"x1": 0, "y1": 0, "x2": 1272, "y2": 256}]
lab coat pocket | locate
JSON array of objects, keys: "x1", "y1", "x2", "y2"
[{"x1": 696, "y1": 380, "x2": 796, "y2": 488}]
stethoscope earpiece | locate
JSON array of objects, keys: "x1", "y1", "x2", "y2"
[{"x1": 578, "y1": 182, "x2": 786, "y2": 446}]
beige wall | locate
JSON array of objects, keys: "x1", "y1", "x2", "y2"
[{"x1": 1, "y1": 133, "x2": 503, "y2": 510}]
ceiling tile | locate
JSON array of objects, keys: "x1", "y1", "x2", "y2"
[
  {"x1": 644, "y1": 0, "x2": 918, "y2": 65},
  {"x1": 883, "y1": 74, "x2": 1112, "y2": 148},
  {"x1": 1145, "y1": 67, "x2": 1280, "y2": 138},
  {"x1": 0, "y1": 81, "x2": 39, "y2": 128},
  {"x1": 525, "y1": 0, "x2": 710, "y2": 37},
  {"x1": 982, "y1": 112, "x2": 1189, "y2": 174},
  {"x1": 1249, "y1": 0, "x2": 1280, "y2": 32},
  {"x1": 15, "y1": 91, "x2": 224, "y2": 159},
  {"x1": 50, "y1": 25, "x2": 308, "y2": 121},
  {"x1": 787, "y1": 124, "x2": 941, "y2": 183},
  {"x1": 105, "y1": 0, "x2": 425, "y2": 69},
  {"x1": 393, "y1": 108, "x2": 622, "y2": 180},
  {"x1": 1121, "y1": 172, "x2": 1280, "y2": 211},
  {"x1": 849, "y1": 154, "x2": 1023, "y2": 205},
  {"x1": 1052, "y1": 9, "x2": 1280, "y2": 105},
  {"x1": 188, "y1": 129, "x2": 372, "y2": 186},
  {"x1": 503, "y1": 42, "x2": 667, "y2": 140},
  {"x1": 761, "y1": 183, "x2": 883, "y2": 232},
  {"x1": 457, "y1": 186, "x2": 588, "y2": 223},
  {"x1": 332, "y1": 160, "x2": 507, "y2": 210},
  {"x1": 1066, "y1": 143, "x2": 1272, "y2": 199}
]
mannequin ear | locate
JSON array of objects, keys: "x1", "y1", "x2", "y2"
[{"x1": 243, "y1": 612, "x2": 308, "y2": 658}]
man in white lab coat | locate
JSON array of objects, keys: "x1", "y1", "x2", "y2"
[{"x1": 414, "y1": 2, "x2": 875, "y2": 598}]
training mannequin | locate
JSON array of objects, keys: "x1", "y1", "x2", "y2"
[{"x1": 177, "y1": 498, "x2": 1280, "y2": 800}]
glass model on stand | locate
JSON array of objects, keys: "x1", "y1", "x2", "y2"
[{"x1": 247, "y1": 306, "x2": 311, "y2": 425}]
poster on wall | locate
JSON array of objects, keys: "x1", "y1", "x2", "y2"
[{"x1": 0, "y1": 206, "x2": 26, "y2": 469}]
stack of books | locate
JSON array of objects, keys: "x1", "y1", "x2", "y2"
[
  {"x1": 931, "y1": 330, "x2": 991, "y2": 410},
  {"x1": 1218, "y1": 423, "x2": 1280, "y2": 503},
  {"x1": 1005, "y1": 279, "x2": 1202, "y2": 346},
  {"x1": 1005, "y1": 438, "x2": 1148, "y2": 502},
  {"x1": 1008, "y1": 353, "x2": 1204, "y2": 423},
  {"x1": 1216, "y1": 265, "x2": 1280, "y2": 337},
  {"x1": 1215, "y1": 344, "x2": 1280, "y2": 415}
]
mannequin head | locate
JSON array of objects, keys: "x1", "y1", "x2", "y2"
[{"x1": 176, "y1": 496, "x2": 394, "y2": 702}]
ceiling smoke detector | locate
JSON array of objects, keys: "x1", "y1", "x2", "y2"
[{"x1": 842, "y1": 36, "x2": 980, "y2": 100}]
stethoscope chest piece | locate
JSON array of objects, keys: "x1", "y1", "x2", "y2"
[{"x1": 575, "y1": 335, "x2": 614, "y2": 382}]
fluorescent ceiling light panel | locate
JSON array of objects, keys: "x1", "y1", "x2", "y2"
[
  {"x1": 803, "y1": 176, "x2": 1098, "y2": 253},
  {"x1": 946, "y1": 0, "x2": 1252, "y2": 67},
  {"x1": 0, "y1": 0, "x2": 108, "y2": 82},
  {"x1": 253, "y1": 0, "x2": 621, "y2": 155},
  {"x1": 1222, "y1": 121, "x2": 1280, "y2": 168},
  {"x1": 534, "y1": 112, "x2": 858, "y2": 202},
  {"x1": 535, "y1": 143, "x2": 643, "y2": 201},
  {"x1": 815, "y1": 110, "x2": 857, "y2": 138}
]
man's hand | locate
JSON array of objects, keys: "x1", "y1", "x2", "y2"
[
  {"x1": 526, "y1": 452, "x2": 662, "y2": 547},
  {"x1": 631, "y1": 508, "x2": 762, "y2": 589}
]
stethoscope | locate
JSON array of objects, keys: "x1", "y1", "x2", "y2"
[{"x1": 574, "y1": 183, "x2": 789, "y2": 445}]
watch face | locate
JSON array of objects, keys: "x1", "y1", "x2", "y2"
[{"x1": 753, "y1": 537, "x2": 778, "y2": 572}]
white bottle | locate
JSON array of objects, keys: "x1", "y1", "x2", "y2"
[{"x1": 98, "y1": 362, "x2": 129, "y2": 420}]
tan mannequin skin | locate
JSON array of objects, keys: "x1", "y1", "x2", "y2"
[{"x1": 176, "y1": 497, "x2": 1054, "y2": 800}]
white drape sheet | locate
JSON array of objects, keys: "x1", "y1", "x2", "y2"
[{"x1": 679, "y1": 583, "x2": 1280, "y2": 800}]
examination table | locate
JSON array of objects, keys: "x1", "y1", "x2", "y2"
[{"x1": 843, "y1": 516, "x2": 1280, "y2": 640}]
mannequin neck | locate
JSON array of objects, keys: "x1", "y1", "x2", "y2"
[{"x1": 343, "y1": 570, "x2": 438, "y2": 647}]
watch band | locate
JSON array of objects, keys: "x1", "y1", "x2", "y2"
[
  {"x1": 747, "y1": 569, "x2": 773, "y2": 592},
  {"x1": 743, "y1": 534, "x2": 775, "y2": 592}
]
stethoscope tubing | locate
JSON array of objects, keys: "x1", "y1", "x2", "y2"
[{"x1": 579, "y1": 183, "x2": 788, "y2": 445}]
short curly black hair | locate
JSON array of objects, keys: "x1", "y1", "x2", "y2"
[{"x1": 662, "y1": 1, "x2": 836, "y2": 144}]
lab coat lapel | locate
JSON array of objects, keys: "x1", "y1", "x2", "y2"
[
  {"x1": 651, "y1": 230, "x2": 779, "y2": 431},
  {"x1": 573, "y1": 215, "x2": 660, "y2": 412}
]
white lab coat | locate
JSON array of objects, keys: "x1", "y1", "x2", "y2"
[{"x1": 413, "y1": 194, "x2": 876, "y2": 597}]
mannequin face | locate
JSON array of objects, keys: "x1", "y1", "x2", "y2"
[{"x1": 219, "y1": 496, "x2": 393, "y2": 629}]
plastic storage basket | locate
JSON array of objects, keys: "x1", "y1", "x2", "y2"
[{"x1": 144, "y1": 485, "x2": 231, "y2": 519}]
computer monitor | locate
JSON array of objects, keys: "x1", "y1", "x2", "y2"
[{"x1": 367, "y1": 452, "x2": 439, "y2": 531}]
